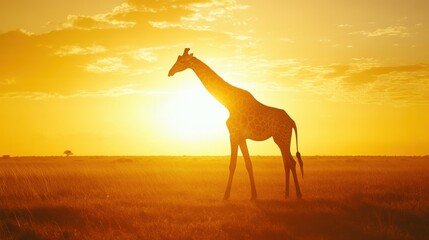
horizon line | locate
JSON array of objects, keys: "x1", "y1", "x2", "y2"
[{"x1": 2, "y1": 154, "x2": 428, "y2": 158}]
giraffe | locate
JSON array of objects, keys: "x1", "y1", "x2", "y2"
[{"x1": 168, "y1": 48, "x2": 303, "y2": 200}]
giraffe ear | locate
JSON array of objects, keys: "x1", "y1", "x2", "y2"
[{"x1": 190, "y1": 53, "x2": 193, "y2": 57}]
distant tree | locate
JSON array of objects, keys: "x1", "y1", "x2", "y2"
[{"x1": 63, "y1": 150, "x2": 73, "y2": 157}]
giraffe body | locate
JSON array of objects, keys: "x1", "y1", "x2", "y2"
[
  {"x1": 169, "y1": 48, "x2": 303, "y2": 200},
  {"x1": 227, "y1": 100, "x2": 292, "y2": 142}
]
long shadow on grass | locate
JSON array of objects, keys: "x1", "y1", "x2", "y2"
[
  {"x1": 0, "y1": 206, "x2": 88, "y2": 240},
  {"x1": 254, "y1": 199, "x2": 429, "y2": 240}
]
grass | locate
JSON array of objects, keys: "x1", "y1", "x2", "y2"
[{"x1": 1, "y1": 156, "x2": 428, "y2": 239}]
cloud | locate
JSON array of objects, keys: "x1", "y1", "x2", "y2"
[
  {"x1": 337, "y1": 24, "x2": 352, "y2": 28},
  {"x1": 182, "y1": 0, "x2": 249, "y2": 30},
  {"x1": 0, "y1": 0, "x2": 252, "y2": 96},
  {"x1": 63, "y1": 14, "x2": 136, "y2": 30},
  {"x1": 229, "y1": 34, "x2": 252, "y2": 41},
  {"x1": 54, "y1": 44, "x2": 107, "y2": 56},
  {"x1": 323, "y1": 65, "x2": 351, "y2": 78},
  {"x1": 0, "y1": 77, "x2": 16, "y2": 85},
  {"x1": 86, "y1": 57, "x2": 128, "y2": 73},
  {"x1": 111, "y1": 2, "x2": 138, "y2": 14},
  {"x1": 350, "y1": 25, "x2": 409, "y2": 37},
  {"x1": 126, "y1": 0, "x2": 208, "y2": 9},
  {"x1": 60, "y1": 2, "x2": 138, "y2": 30},
  {"x1": 16, "y1": 28, "x2": 34, "y2": 36},
  {"x1": 299, "y1": 62, "x2": 429, "y2": 106},
  {"x1": 145, "y1": 0, "x2": 248, "y2": 32},
  {"x1": 343, "y1": 64, "x2": 427, "y2": 84},
  {"x1": 184, "y1": 0, "x2": 249, "y2": 19},
  {"x1": 148, "y1": 20, "x2": 211, "y2": 31},
  {"x1": 125, "y1": 48, "x2": 158, "y2": 62},
  {"x1": 0, "y1": 91, "x2": 63, "y2": 100},
  {"x1": 73, "y1": 85, "x2": 171, "y2": 97},
  {"x1": 0, "y1": 85, "x2": 171, "y2": 100},
  {"x1": 223, "y1": 55, "x2": 428, "y2": 106},
  {"x1": 280, "y1": 37, "x2": 294, "y2": 43}
]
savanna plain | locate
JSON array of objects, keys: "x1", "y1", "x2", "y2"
[{"x1": 1, "y1": 155, "x2": 428, "y2": 240}]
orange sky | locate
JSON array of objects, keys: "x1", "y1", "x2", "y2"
[{"x1": 1, "y1": 0, "x2": 428, "y2": 156}]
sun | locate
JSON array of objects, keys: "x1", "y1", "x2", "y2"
[{"x1": 161, "y1": 86, "x2": 229, "y2": 140}]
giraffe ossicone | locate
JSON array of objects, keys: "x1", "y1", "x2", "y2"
[{"x1": 168, "y1": 48, "x2": 303, "y2": 200}]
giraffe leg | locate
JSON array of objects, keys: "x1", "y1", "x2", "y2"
[
  {"x1": 288, "y1": 152, "x2": 302, "y2": 199},
  {"x1": 275, "y1": 140, "x2": 291, "y2": 198},
  {"x1": 275, "y1": 134, "x2": 302, "y2": 199},
  {"x1": 239, "y1": 140, "x2": 257, "y2": 200},
  {"x1": 283, "y1": 154, "x2": 291, "y2": 198},
  {"x1": 223, "y1": 136, "x2": 238, "y2": 200}
]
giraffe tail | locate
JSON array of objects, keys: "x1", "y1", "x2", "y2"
[{"x1": 293, "y1": 121, "x2": 304, "y2": 178}]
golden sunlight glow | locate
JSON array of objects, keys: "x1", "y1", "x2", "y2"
[
  {"x1": 0, "y1": 0, "x2": 428, "y2": 155},
  {"x1": 160, "y1": 87, "x2": 228, "y2": 141}
]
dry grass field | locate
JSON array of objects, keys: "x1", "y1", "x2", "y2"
[{"x1": 1, "y1": 156, "x2": 428, "y2": 240}]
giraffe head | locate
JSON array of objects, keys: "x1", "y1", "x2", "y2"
[{"x1": 168, "y1": 48, "x2": 194, "y2": 77}]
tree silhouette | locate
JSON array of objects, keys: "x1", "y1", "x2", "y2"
[{"x1": 63, "y1": 150, "x2": 73, "y2": 157}]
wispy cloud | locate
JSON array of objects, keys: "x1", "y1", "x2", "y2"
[
  {"x1": 300, "y1": 62, "x2": 429, "y2": 106},
  {"x1": 112, "y1": 2, "x2": 137, "y2": 14},
  {"x1": 0, "y1": 85, "x2": 171, "y2": 100},
  {"x1": 213, "y1": 54, "x2": 429, "y2": 106},
  {"x1": 184, "y1": 0, "x2": 249, "y2": 20},
  {"x1": 124, "y1": 48, "x2": 158, "y2": 62},
  {"x1": 148, "y1": 0, "x2": 249, "y2": 33},
  {"x1": 16, "y1": 28, "x2": 34, "y2": 36},
  {"x1": 11, "y1": 0, "x2": 425, "y2": 108},
  {"x1": 73, "y1": 85, "x2": 171, "y2": 97},
  {"x1": 280, "y1": 37, "x2": 294, "y2": 43},
  {"x1": 343, "y1": 64, "x2": 427, "y2": 84},
  {"x1": 86, "y1": 57, "x2": 128, "y2": 73},
  {"x1": 337, "y1": 24, "x2": 352, "y2": 28},
  {"x1": 54, "y1": 44, "x2": 107, "y2": 56},
  {"x1": 61, "y1": 3, "x2": 137, "y2": 30},
  {"x1": 0, "y1": 0, "x2": 254, "y2": 95},
  {"x1": 0, "y1": 77, "x2": 16, "y2": 85},
  {"x1": 350, "y1": 25, "x2": 409, "y2": 37},
  {"x1": 62, "y1": 3, "x2": 137, "y2": 31},
  {"x1": 63, "y1": 14, "x2": 136, "y2": 30},
  {"x1": 148, "y1": 20, "x2": 212, "y2": 31}
]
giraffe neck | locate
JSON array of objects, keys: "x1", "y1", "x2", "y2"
[{"x1": 189, "y1": 57, "x2": 241, "y2": 111}]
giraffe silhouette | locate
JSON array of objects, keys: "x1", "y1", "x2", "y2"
[{"x1": 168, "y1": 48, "x2": 303, "y2": 200}]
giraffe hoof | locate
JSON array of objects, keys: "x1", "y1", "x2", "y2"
[{"x1": 223, "y1": 194, "x2": 230, "y2": 201}]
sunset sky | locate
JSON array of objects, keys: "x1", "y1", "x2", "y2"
[{"x1": 1, "y1": 0, "x2": 428, "y2": 156}]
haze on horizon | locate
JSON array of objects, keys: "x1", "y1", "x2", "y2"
[{"x1": 1, "y1": 0, "x2": 428, "y2": 156}]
